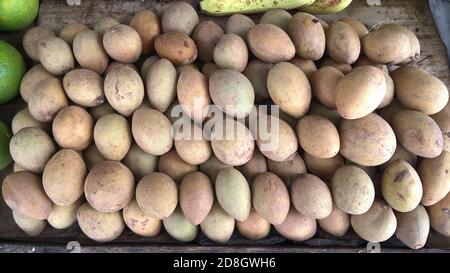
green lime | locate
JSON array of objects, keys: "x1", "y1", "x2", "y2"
[
  {"x1": 0, "y1": 0, "x2": 39, "y2": 31},
  {"x1": 0, "y1": 40, "x2": 26, "y2": 104},
  {"x1": 0, "y1": 120, "x2": 12, "y2": 171}
]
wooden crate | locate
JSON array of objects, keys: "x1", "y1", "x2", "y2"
[{"x1": 1, "y1": 0, "x2": 450, "y2": 253}]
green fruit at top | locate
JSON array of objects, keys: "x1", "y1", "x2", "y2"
[
  {"x1": 0, "y1": 120, "x2": 12, "y2": 171},
  {"x1": 0, "y1": 0, "x2": 39, "y2": 31},
  {"x1": 0, "y1": 40, "x2": 26, "y2": 104}
]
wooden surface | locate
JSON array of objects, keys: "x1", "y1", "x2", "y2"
[{"x1": 1, "y1": 0, "x2": 450, "y2": 252}]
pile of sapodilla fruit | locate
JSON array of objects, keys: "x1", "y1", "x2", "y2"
[{"x1": 2, "y1": 2, "x2": 449, "y2": 249}]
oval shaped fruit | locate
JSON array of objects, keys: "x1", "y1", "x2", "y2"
[
  {"x1": 200, "y1": 201, "x2": 235, "y2": 243},
  {"x1": 216, "y1": 167, "x2": 251, "y2": 221},
  {"x1": 252, "y1": 172, "x2": 290, "y2": 225},
  {"x1": 288, "y1": 12, "x2": 325, "y2": 61},
  {"x1": 94, "y1": 113, "x2": 131, "y2": 161},
  {"x1": 20, "y1": 64, "x2": 53, "y2": 103},
  {"x1": 104, "y1": 64, "x2": 144, "y2": 116},
  {"x1": 73, "y1": 30, "x2": 109, "y2": 74},
  {"x1": 392, "y1": 110, "x2": 443, "y2": 158},
  {"x1": 177, "y1": 68, "x2": 210, "y2": 122},
  {"x1": 38, "y1": 36, "x2": 74, "y2": 75},
  {"x1": 163, "y1": 206, "x2": 198, "y2": 242},
  {"x1": 28, "y1": 78, "x2": 68, "y2": 122},
  {"x1": 123, "y1": 143, "x2": 158, "y2": 180},
  {"x1": 236, "y1": 208, "x2": 270, "y2": 240},
  {"x1": 59, "y1": 22, "x2": 88, "y2": 44},
  {"x1": 331, "y1": 165, "x2": 375, "y2": 215},
  {"x1": 77, "y1": 203, "x2": 125, "y2": 243},
  {"x1": 226, "y1": 14, "x2": 254, "y2": 39},
  {"x1": 335, "y1": 66, "x2": 386, "y2": 119},
  {"x1": 320, "y1": 58, "x2": 352, "y2": 74},
  {"x1": 337, "y1": 17, "x2": 369, "y2": 38},
  {"x1": 378, "y1": 23, "x2": 420, "y2": 63},
  {"x1": 136, "y1": 172, "x2": 177, "y2": 219},
  {"x1": 155, "y1": 31, "x2": 197, "y2": 65},
  {"x1": 52, "y1": 106, "x2": 93, "y2": 151},
  {"x1": 419, "y1": 151, "x2": 450, "y2": 206},
  {"x1": 340, "y1": 113, "x2": 396, "y2": 166},
  {"x1": 351, "y1": 199, "x2": 397, "y2": 242},
  {"x1": 267, "y1": 62, "x2": 311, "y2": 118},
  {"x1": 247, "y1": 24, "x2": 295, "y2": 63},
  {"x1": 84, "y1": 161, "x2": 134, "y2": 213},
  {"x1": 13, "y1": 210, "x2": 46, "y2": 236},
  {"x1": 123, "y1": 199, "x2": 161, "y2": 237},
  {"x1": 103, "y1": 24, "x2": 142, "y2": 63},
  {"x1": 47, "y1": 198, "x2": 83, "y2": 229},
  {"x1": 318, "y1": 204, "x2": 350, "y2": 237},
  {"x1": 23, "y1": 27, "x2": 54, "y2": 61},
  {"x1": 132, "y1": 107, "x2": 173, "y2": 156},
  {"x1": 260, "y1": 9, "x2": 292, "y2": 31},
  {"x1": 10, "y1": 127, "x2": 55, "y2": 173},
  {"x1": 266, "y1": 154, "x2": 306, "y2": 186},
  {"x1": 381, "y1": 160, "x2": 422, "y2": 212},
  {"x1": 43, "y1": 149, "x2": 86, "y2": 206},
  {"x1": 392, "y1": 66, "x2": 448, "y2": 115},
  {"x1": 431, "y1": 102, "x2": 450, "y2": 133},
  {"x1": 290, "y1": 56, "x2": 317, "y2": 78},
  {"x1": 274, "y1": 206, "x2": 317, "y2": 241},
  {"x1": 179, "y1": 172, "x2": 214, "y2": 225},
  {"x1": 297, "y1": 115, "x2": 339, "y2": 159},
  {"x1": 130, "y1": 10, "x2": 161, "y2": 55},
  {"x1": 193, "y1": 20, "x2": 224, "y2": 62},
  {"x1": 161, "y1": 1, "x2": 198, "y2": 35},
  {"x1": 428, "y1": 193, "x2": 450, "y2": 236},
  {"x1": 63, "y1": 69, "x2": 104, "y2": 107},
  {"x1": 326, "y1": 21, "x2": 360, "y2": 64},
  {"x1": 11, "y1": 108, "x2": 48, "y2": 134},
  {"x1": 310, "y1": 66, "x2": 344, "y2": 109},
  {"x1": 93, "y1": 17, "x2": 119, "y2": 35},
  {"x1": 395, "y1": 205, "x2": 430, "y2": 249},
  {"x1": 213, "y1": 33, "x2": 248, "y2": 72},
  {"x1": 146, "y1": 58, "x2": 177, "y2": 113},
  {"x1": 158, "y1": 149, "x2": 197, "y2": 183},
  {"x1": 2, "y1": 171, "x2": 52, "y2": 220},
  {"x1": 174, "y1": 124, "x2": 211, "y2": 165},
  {"x1": 362, "y1": 28, "x2": 411, "y2": 64},
  {"x1": 209, "y1": 69, "x2": 255, "y2": 118}
]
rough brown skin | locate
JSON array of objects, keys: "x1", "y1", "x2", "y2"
[
  {"x1": 73, "y1": 30, "x2": 109, "y2": 74},
  {"x1": 247, "y1": 24, "x2": 295, "y2": 63},
  {"x1": 63, "y1": 69, "x2": 104, "y2": 107},
  {"x1": 289, "y1": 56, "x2": 317, "y2": 79},
  {"x1": 303, "y1": 152, "x2": 344, "y2": 181},
  {"x1": 267, "y1": 62, "x2": 311, "y2": 119},
  {"x1": 331, "y1": 165, "x2": 375, "y2": 215},
  {"x1": 381, "y1": 160, "x2": 423, "y2": 212},
  {"x1": 431, "y1": 102, "x2": 450, "y2": 133},
  {"x1": 161, "y1": 2, "x2": 198, "y2": 35},
  {"x1": 177, "y1": 68, "x2": 210, "y2": 122},
  {"x1": 200, "y1": 201, "x2": 235, "y2": 243},
  {"x1": 274, "y1": 206, "x2": 317, "y2": 241},
  {"x1": 320, "y1": 58, "x2": 352, "y2": 74},
  {"x1": 199, "y1": 154, "x2": 230, "y2": 182},
  {"x1": 392, "y1": 110, "x2": 443, "y2": 158},
  {"x1": 419, "y1": 152, "x2": 450, "y2": 206},
  {"x1": 146, "y1": 58, "x2": 177, "y2": 113},
  {"x1": 2, "y1": 171, "x2": 52, "y2": 220},
  {"x1": 337, "y1": 17, "x2": 369, "y2": 39},
  {"x1": 395, "y1": 205, "x2": 430, "y2": 249},
  {"x1": 291, "y1": 173, "x2": 333, "y2": 219},
  {"x1": 104, "y1": 64, "x2": 144, "y2": 117},
  {"x1": 23, "y1": 27, "x2": 54, "y2": 61},
  {"x1": 318, "y1": 204, "x2": 350, "y2": 237},
  {"x1": 43, "y1": 149, "x2": 86, "y2": 206},
  {"x1": 38, "y1": 36, "x2": 75, "y2": 75},
  {"x1": 297, "y1": 115, "x2": 340, "y2": 159},
  {"x1": 351, "y1": 199, "x2": 397, "y2": 242},
  {"x1": 123, "y1": 143, "x2": 158, "y2": 180},
  {"x1": 52, "y1": 106, "x2": 94, "y2": 151},
  {"x1": 174, "y1": 124, "x2": 212, "y2": 165},
  {"x1": 226, "y1": 14, "x2": 254, "y2": 39},
  {"x1": 236, "y1": 208, "x2": 271, "y2": 240},
  {"x1": 179, "y1": 172, "x2": 213, "y2": 225},
  {"x1": 155, "y1": 31, "x2": 198, "y2": 65},
  {"x1": 59, "y1": 22, "x2": 88, "y2": 44},
  {"x1": 252, "y1": 172, "x2": 290, "y2": 225},
  {"x1": 94, "y1": 113, "x2": 132, "y2": 161},
  {"x1": 288, "y1": 12, "x2": 325, "y2": 61},
  {"x1": 11, "y1": 108, "x2": 49, "y2": 134},
  {"x1": 213, "y1": 33, "x2": 248, "y2": 72},
  {"x1": 103, "y1": 24, "x2": 142, "y2": 63},
  {"x1": 391, "y1": 66, "x2": 449, "y2": 115},
  {"x1": 362, "y1": 28, "x2": 411, "y2": 64},
  {"x1": 20, "y1": 64, "x2": 54, "y2": 103},
  {"x1": 77, "y1": 203, "x2": 125, "y2": 243},
  {"x1": 132, "y1": 107, "x2": 173, "y2": 156},
  {"x1": 9, "y1": 127, "x2": 56, "y2": 174},
  {"x1": 427, "y1": 192, "x2": 450, "y2": 236},
  {"x1": 93, "y1": 17, "x2": 119, "y2": 35},
  {"x1": 28, "y1": 78, "x2": 68, "y2": 123},
  {"x1": 335, "y1": 66, "x2": 386, "y2": 120},
  {"x1": 193, "y1": 21, "x2": 224, "y2": 62},
  {"x1": 267, "y1": 154, "x2": 306, "y2": 187},
  {"x1": 326, "y1": 21, "x2": 361, "y2": 64},
  {"x1": 123, "y1": 199, "x2": 161, "y2": 237},
  {"x1": 159, "y1": 149, "x2": 198, "y2": 183},
  {"x1": 339, "y1": 113, "x2": 397, "y2": 166},
  {"x1": 130, "y1": 10, "x2": 161, "y2": 55},
  {"x1": 136, "y1": 172, "x2": 178, "y2": 219},
  {"x1": 237, "y1": 148, "x2": 267, "y2": 182},
  {"x1": 378, "y1": 24, "x2": 420, "y2": 63},
  {"x1": 84, "y1": 161, "x2": 134, "y2": 213},
  {"x1": 310, "y1": 66, "x2": 344, "y2": 109}
]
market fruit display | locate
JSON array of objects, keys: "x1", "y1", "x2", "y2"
[
  {"x1": 1, "y1": 2, "x2": 449, "y2": 251},
  {"x1": 0, "y1": 0, "x2": 39, "y2": 31}
]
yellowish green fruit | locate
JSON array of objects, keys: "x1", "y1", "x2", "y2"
[
  {"x1": 200, "y1": 0, "x2": 315, "y2": 15},
  {"x1": 0, "y1": 0, "x2": 39, "y2": 31},
  {"x1": 300, "y1": 0, "x2": 352, "y2": 14},
  {"x1": 0, "y1": 41, "x2": 26, "y2": 104},
  {"x1": 0, "y1": 120, "x2": 12, "y2": 171}
]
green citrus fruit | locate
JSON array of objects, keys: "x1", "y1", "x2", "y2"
[
  {"x1": 0, "y1": 40, "x2": 26, "y2": 104},
  {"x1": 0, "y1": 120, "x2": 12, "y2": 171},
  {"x1": 0, "y1": 0, "x2": 39, "y2": 31}
]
